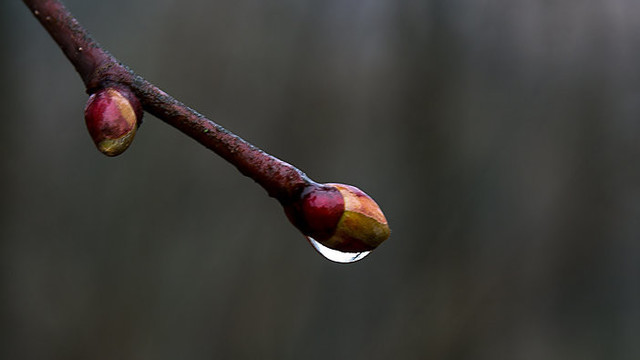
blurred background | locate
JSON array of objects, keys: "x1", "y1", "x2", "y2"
[{"x1": 2, "y1": 0, "x2": 640, "y2": 359}]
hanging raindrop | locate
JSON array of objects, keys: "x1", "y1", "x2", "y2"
[{"x1": 306, "y1": 237, "x2": 371, "y2": 263}]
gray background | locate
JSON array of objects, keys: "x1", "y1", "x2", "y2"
[{"x1": 2, "y1": 0, "x2": 640, "y2": 359}]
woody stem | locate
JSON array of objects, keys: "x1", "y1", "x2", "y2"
[{"x1": 22, "y1": 0, "x2": 314, "y2": 202}]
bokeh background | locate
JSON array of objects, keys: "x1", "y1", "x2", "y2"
[{"x1": 2, "y1": 0, "x2": 640, "y2": 359}]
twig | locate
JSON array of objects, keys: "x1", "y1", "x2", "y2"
[
  {"x1": 22, "y1": 0, "x2": 390, "y2": 261},
  {"x1": 23, "y1": 0, "x2": 310, "y2": 203}
]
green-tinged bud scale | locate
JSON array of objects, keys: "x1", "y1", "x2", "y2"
[{"x1": 325, "y1": 184, "x2": 390, "y2": 251}]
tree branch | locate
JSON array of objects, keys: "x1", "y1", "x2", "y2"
[
  {"x1": 23, "y1": 0, "x2": 390, "y2": 261},
  {"x1": 23, "y1": 0, "x2": 311, "y2": 203}
]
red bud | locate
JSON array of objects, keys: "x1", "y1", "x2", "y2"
[
  {"x1": 84, "y1": 86, "x2": 142, "y2": 156},
  {"x1": 285, "y1": 183, "x2": 390, "y2": 253}
]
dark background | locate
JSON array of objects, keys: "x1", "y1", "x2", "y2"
[{"x1": 2, "y1": 0, "x2": 640, "y2": 359}]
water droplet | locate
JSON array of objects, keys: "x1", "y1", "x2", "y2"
[{"x1": 306, "y1": 237, "x2": 371, "y2": 263}]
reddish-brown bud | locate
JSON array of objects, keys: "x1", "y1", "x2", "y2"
[
  {"x1": 84, "y1": 86, "x2": 142, "y2": 156},
  {"x1": 285, "y1": 183, "x2": 390, "y2": 255}
]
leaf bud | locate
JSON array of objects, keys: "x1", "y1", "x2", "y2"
[
  {"x1": 84, "y1": 85, "x2": 142, "y2": 156},
  {"x1": 285, "y1": 183, "x2": 390, "y2": 253}
]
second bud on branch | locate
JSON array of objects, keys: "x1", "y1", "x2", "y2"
[{"x1": 84, "y1": 85, "x2": 142, "y2": 156}]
